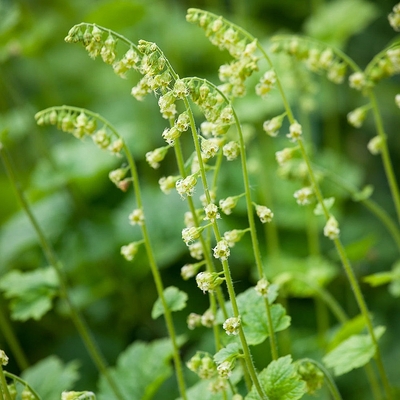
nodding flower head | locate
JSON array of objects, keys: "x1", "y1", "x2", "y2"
[
  {"x1": 196, "y1": 271, "x2": 224, "y2": 293},
  {"x1": 323, "y1": 216, "x2": 340, "y2": 240},
  {"x1": 213, "y1": 239, "x2": 231, "y2": 261},
  {"x1": 255, "y1": 204, "x2": 274, "y2": 223},
  {"x1": 176, "y1": 174, "x2": 197, "y2": 199}
]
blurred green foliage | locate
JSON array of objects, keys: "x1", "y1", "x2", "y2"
[{"x1": 1, "y1": 0, "x2": 400, "y2": 398}]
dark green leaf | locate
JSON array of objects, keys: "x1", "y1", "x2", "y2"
[{"x1": 0, "y1": 267, "x2": 59, "y2": 320}]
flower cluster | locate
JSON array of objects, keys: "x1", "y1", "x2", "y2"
[
  {"x1": 286, "y1": 121, "x2": 302, "y2": 142},
  {"x1": 222, "y1": 141, "x2": 240, "y2": 160},
  {"x1": 223, "y1": 229, "x2": 248, "y2": 247},
  {"x1": 263, "y1": 113, "x2": 285, "y2": 137},
  {"x1": 120, "y1": 241, "x2": 141, "y2": 261},
  {"x1": 196, "y1": 271, "x2": 225, "y2": 293},
  {"x1": 201, "y1": 137, "x2": 221, "y2": 159},
  {"x1": 348, "y1": 72, "x2": 367, "y2": 91},
  {"x1": 182, "y1": 226, "x2": 203, "y2": 245},
  {"x1": 255, "y1": 278, "x2": 270, "y2": 297},
  {"x1": 294, "y1": 187, "x2": 314, "y2": 205},
  {"x1": 188, "y1": 79, "x2": 234, "y2": 132},
  {"x1": 187, "y1": 9, "x2": 260, "y2": 98},
  {"x1": 255, "y1": 204, "x2": 274, "y2": 223},
  {"x1": 128, "y1": 208, "x2": 145, "y2": 226},
  {"x1": 213, "y1": 239, "x2": 231, "y2": 260},
  {"x1": 203, "y1": 203, "x2": 220, "y2": 222},
  {"x1": 187, "y1": 352, "x2": 217, "y2": 379},
  {"x1": 158, "y1": 175, "x2": 178, "y2": 194},
  {"x1": 271, "y1": 37, "x2": 347, "y2": 84},
  {"x1": 367, "y1": 135, "x2": 384, "y2": 155},
  {"x1": 35, "y1": 108, "x2": 124, "y2": 155},
  {"x1": 255, "y1": 69, "x2": 276, "y2": 98},
  {"x1": 388, "y1": 3, "x2": 400, "y2": 32},
  {"x1": 217, "y1": 360, "x2": 235, "y2": 379},
  {"x1": 109, "y1": 167, "x2": 131, "y2": 191},
  {"x1": 181, "y1": 261, "x2": 204, "y2": 280},
  {"x1": 145, "y1": 146, "x2": 169, "y2": 169},
  {"x1": 219, "y1": 195, "x2": 240, "y2": 215},
  {"x1": 187, "y1": 312, "x2": 202, "y2": 329},
  {"x1": 62, "y1": 391, "x2": 96, "y2": 400},
  {"x1": 223, "y1": 316, "x2": 241, "y2": 335},
  {"x1": 347, "y1": 106, "x2": 369, "y2": 128},
  {"x1": 275, "y1": 147, "x2": 295, "y2": 166},
  {"x1": 323, "y1": 216, "x2": 340, "y2": 240},
  {"x1": 176, "y1": 174, "x2": 198, "y2": 198}
]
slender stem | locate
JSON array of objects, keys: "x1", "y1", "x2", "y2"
[
  {"x1": 3, "y1": 371, "x2": 42, "y2": 400},
  {"x1": 368, "y1": 90, "x2": 400, "y2": 224},
  {"x1": 0, "y1": 366, "x2": 12, "y2": 400},
  {"x1": 183, "y1": 97, "x2": 268, "y2": 399},
  {"x1": 318, "y1": 164, "x2": 400, "y2": 250},
  {"x1": 0, "y1": 305, "x2": 29, "y2": 371},
  {"x1": 123, "y1": 144, "x2": 188, "y2": 400},
  {"x1": 0, "y1": 142, "x2": 126, "y2": 400},
  {"x1": 297, "y1": 358, "x2": 343, "y2": 400},
  {"x1": 332, "y1": 237, "x2": 392, "y2": 400},
  {"x1": 173, "y1": 138, "x2": 229, "y2": 319}
]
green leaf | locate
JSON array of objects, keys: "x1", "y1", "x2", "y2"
[
  {"x1": 304, "y1": 0, "x2": 378, "y2": 47},
  {"x1": 327, "y1": 314, "x2": 367, "y2": 351},
  {"x1": 364, "y1": 261, "x2": 400, "y2": 297},
  {"x1": 213, "y1": 343, "x2": 241, "y2": 365},
  {"x1": 218, "y1": 288, "x2": 291, "y2": 345},
  {"x1": 151, "y1": 286, "x2": 188, "y2": 319},
  {"x1": 323, "y1": 326, "x2": 386, "y2": 376},
  {"x1": 98, "y1": 338, "x2": 183, "y2": 400},
  {"x1": 363, "y1": 272, "x2": 394, "y2": 287},
  {"x1": 246, "y1": 356, "x2": 306, "y2": 400},
  {"x1": 270, "y1": 256, "x2": 338, "y2": 298},
  {"x1": 313, "y1": 197, "x2": 335, "y2": 216},
  {"x1": 0, "y1": 267, "x2": 59, "y2": 320},
  {"x1": 0, "y1": 192, "x2": 72, "y2": 269},
  {"x1": 21, "y1": 356, "x2": 79, "y2": 398}
]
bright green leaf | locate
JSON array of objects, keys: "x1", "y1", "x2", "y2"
[
  {"x1": 327, "y1": 314, "x2": 367, "y2": 351},
  {"x1": 270, "y1": 256, "x2": 338, "y2": 298},
  {"x1": 0, "y1": 267, "x2": 59, "y2": 320},
  {"x1": 363, "y1": 272, "x2": 394, "y2": 287},
  {"x1": 213, "y1": 343, "x2": 241, "y2": 365},
  {"x1": 98, "y1": 338, "x2": 184, "y2": 400},
  {"x1": 246, "y1": 355, "x2": 306, "y2": 400},
  {"x1": 304, "y1": 0, "x2": 378, "y2": 47},
  {"x1": 323, "y1": 326, "x2": 386, "y2": 376},
  {"x1": 21, "y1": 356, "x2": 79, "y2": 399},
  {"x1": 218, "y1": 288, "x2": 291, "y2": 345},
  {"x1": 314, "y1": 197, "x2": 335, "y2": 216},
  {"x1": 151, "y1": 286, "x2": 188, "y2": 319}
]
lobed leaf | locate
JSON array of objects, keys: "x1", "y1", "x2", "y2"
[
  {"x1": 323, "y1": 326, "x2": 386, "y2": 376},
  {"x1": 21, "y1": 356, "x2": 80, "y2": 399},
  {"x1": 98, "y1": 338, "x2": 183, "y2": 400},
  {"x1": 151, "y1": 286, "x2": 188, "y2": 319},
  {"x1": 0, "y1": 267, "x2": 59, "y2": 320},
  {"x1": 245, "y1": 355, "x2": 306, "y2": 400}
]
